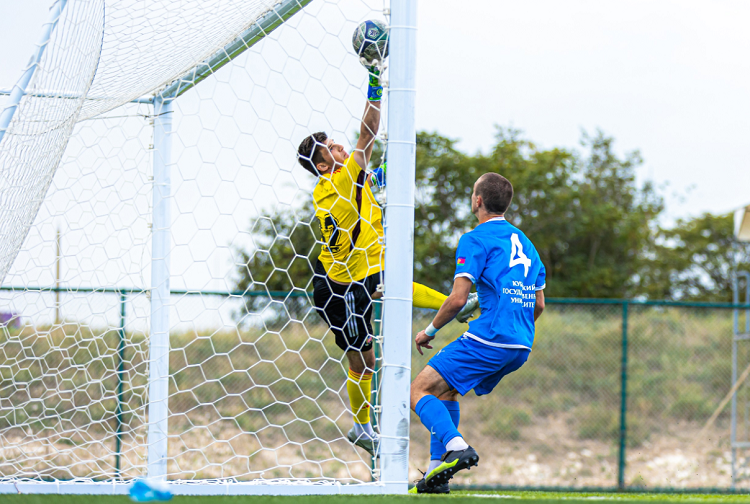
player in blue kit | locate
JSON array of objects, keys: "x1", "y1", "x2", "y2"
[{"x1": 409, "y1": 173, "x2": 547, "y2": 493}]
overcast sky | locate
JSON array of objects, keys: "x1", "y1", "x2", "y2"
[{"x1": 2, "y1": 0, "x2": 749, "y2": 223}]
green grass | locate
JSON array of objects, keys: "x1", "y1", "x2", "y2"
[{"x1": 4, "y1": 490, "x2": 750, "y2": 504}]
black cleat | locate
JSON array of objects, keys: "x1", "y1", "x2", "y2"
[
  {"x1": 408, "y1": 473, "x2": 450, "y2": 494},
  {"x1": 424, "y1": 446, "x2": 479, "y2": 488}
]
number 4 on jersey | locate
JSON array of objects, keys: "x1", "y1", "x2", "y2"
[{"x1": 509, "y1": 233, "x2": 531, "y2": 277}]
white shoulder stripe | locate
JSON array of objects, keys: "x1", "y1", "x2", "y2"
[{"x1": 454, "y1": 272, "x2": 475, "y2": 283}]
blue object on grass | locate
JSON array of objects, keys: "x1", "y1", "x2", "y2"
[{"x1": 129, "y1": 479, "x2": 173, "y2": 502}]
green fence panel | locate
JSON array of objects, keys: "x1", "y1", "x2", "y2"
[
  {"x1": 409, "y1": 304, "x2": 624, "y2": 488},
  {"x1": 623, "y1": 305, "x2": 735, "y2": 490},
  {"x1": 4, "y1": 286, "x2": 750, "y2": 490}
]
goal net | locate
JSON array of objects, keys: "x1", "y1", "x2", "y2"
[{"x1": 0, "y1": 0, "x2": 415, "y2": 495}]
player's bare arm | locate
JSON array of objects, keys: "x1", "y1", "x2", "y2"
[
  {"x1": 415, "y1": 276, "x2": 472, "y2": 355},
  {"x1": 534, "y1": 289, "x2": 545, "y2": 321},
  {"x1": 352, "y1": 70, "x2": 382, "y2": 169}
]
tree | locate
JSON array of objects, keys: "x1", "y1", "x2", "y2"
[
  {"x1": 412, "y1": 128, "x2": 664, "y2": 298},
  {"x1": 531, "y1": 130, "x2": 663, "y2": 298},
  {"x1": 236, "y1": 127, "x2": 747, "y2": 305},
  {"x1": 411, "y1": 132, "x2": 477, "y2": 292},
  {"x1": 234, "y1": 206, "x2": 320, "y2": 327},
  {"x1": 638, "y1": 213, "x2": 750, "y2": 302}
]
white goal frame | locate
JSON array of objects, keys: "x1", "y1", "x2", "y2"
[{"x1": 0, "y1": 0, "x2": 416, "y2": 495}]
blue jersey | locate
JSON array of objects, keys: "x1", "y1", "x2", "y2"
[{"x1": 454, "y1": 216, "x2": 546, "y2": 350}]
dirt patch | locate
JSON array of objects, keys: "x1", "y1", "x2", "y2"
[{"x1": 408, "y1": 413, "x2": 743, "y2": 489}]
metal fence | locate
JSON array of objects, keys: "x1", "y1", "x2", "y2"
[
  {"x1": 1, "y1": 286, "x2": 749, "y2": 491},
  {"x1": 414, "y1": 299, "x2": 750, "y2": 493}
]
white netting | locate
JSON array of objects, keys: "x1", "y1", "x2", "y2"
[
  {"x1": 0, "y1": 104, "x2": 153, "y2": 480},
  {"x1": 0, "y1": 0, "x2": 320, "y2": 286},
  {"x1": 0, "y1": 0, "x2": 395, "y2": 487},
  {"x1": 0, "y1": 1, "x2": 104, "y2": 284}
]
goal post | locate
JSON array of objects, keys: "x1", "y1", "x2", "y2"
[
  {"x1": 379, "y1": 0, "x2": 417, "y2": 493},
  {"x1": 147, "y1": 95, "x2": 172, "y2": 483},
  {"x1": 0, "y1": 0, "x2": 416, "y2": 495}
]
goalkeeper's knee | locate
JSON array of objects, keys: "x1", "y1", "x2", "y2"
[{"x1": 413, "y1": 282, "x2": 447, "y2": 311}]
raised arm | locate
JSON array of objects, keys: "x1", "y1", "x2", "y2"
[{"x1": 352, "y1": 67, "x2": 382, "y2": 169}]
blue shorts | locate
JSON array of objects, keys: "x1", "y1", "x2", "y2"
[{"x1": 428, "y1": 335, "x2": 530, "y2": 396}]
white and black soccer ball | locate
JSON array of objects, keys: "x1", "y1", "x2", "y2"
[{"x1": 352, "y1": 20, "x2": 389, "y2": 66}]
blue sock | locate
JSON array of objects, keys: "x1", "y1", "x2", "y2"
[
  {"x1": 416, "y1": 396, "x2": 462, "y2": 451},
  {"x1": 430, "y1": 400, "x2": 460, "y2": 460}
]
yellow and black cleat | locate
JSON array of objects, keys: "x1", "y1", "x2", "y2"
[
  {"x1": 409, "y1": 476, "x2": 449, "y2": 494},
  {"x1": 424, "y1": 446, "x2": 479, "y2": 489}
]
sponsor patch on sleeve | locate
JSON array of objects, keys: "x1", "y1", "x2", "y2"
[{"x1": 457, "y1": 257, "x2": 466, "y2": 265}]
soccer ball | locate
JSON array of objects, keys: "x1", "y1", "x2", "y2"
[{"x1": 352, "y1": 20, "x2": 389, "y2": 66}]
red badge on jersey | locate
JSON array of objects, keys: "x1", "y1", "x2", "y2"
[{"x1": 457, "y1": 257, "x2": 466, "y2": 265}]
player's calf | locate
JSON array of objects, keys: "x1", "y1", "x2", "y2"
[{"x1": 346, "y1": 350, "x2": 378, "y2": 456}]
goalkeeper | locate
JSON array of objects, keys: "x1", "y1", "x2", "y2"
[{"x1": 296, "y1": 64, "x2": 478, "y2": 457}]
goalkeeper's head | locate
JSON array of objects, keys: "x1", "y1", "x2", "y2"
[{"x1": 297, "y1": 132, "x2": 349, "y2": 176}]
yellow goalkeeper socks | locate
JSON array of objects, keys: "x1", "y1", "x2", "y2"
[
  {"x1": 347, "y1": 368, "x2": 374, "y2": 425},
  {"x1": 413, "y1": 282, "x2": 448, "y2": 311}
]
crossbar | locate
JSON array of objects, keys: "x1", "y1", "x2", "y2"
[
  {"x1": 0, "y1": 89, "x2": 153, "y2": 104},
  {"x1": 159, "y1": 0, "x2": 313, "y2": 100},
  {"x1": 0, "y1": 0, "x2": 68, "y2": 145},
  {"x1": 0, "y1": 0, "x2": 314, "y2": 107}
]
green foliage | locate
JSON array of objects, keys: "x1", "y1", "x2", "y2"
[
  {"x1": 638, "y1": 213, "x2": 750, "y2": 302},
  {"x1": 234, "y1": 207, "x2": 320, "y2": 324},
  {"x1": 411, "y1": 304, "x2": 733, "y2": 448},
  {"x1": 577, "y1": 403, "x2": 618, "y2": 441},
  {"x1": 413, "y1": 128, "x2": 663, "y2": 297},
  {"x1": 479, "y1": 403, "x2": 532, "y2": 441},
  {"x1": 236, "y1": 127, "x2": 749, "y2": 304},
  {"x1": 575, "y1": 403, "x2": 648, "y2": 447},
  {"x1": 668, "y1": 384, "x2": 714, "y2": 421},
  {"x1": 533, "y1": 394, "x2": 577, "y2": 417}
]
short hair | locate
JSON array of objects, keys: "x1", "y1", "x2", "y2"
[
  {"x1": 297, "y1": 132, "x2": 328, "y2": 176},
  {"x1": 476, "y1": 173, "x2": 513, "y2": 214}
]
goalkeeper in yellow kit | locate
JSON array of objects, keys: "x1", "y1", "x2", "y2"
[{"x1": 296, "y1": 64, "x2": 478, "y2": 457}]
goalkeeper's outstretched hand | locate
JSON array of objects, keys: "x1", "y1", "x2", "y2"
[
  {"x1": 366, "y1": 64, "x2": 382, "y2": 102},
  {"x1": 371, "y1": 162, "x2": 386, "y2": 189}
]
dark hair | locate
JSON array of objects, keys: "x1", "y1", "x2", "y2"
[
  {"x1": 476, "y1": 173, "x2": 513, "y2": 214},
  {"x1": 297, "y1": 132, "x2": 328, "y2": 176}
]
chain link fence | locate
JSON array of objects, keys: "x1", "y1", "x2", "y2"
[
  {"x1": 411, "y1": 300, "x2": 747, "y2": 492},
  {"x1": 2, "y1": 288, "x2": 748, "y2": 489}
]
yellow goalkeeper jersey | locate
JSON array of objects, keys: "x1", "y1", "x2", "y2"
[{"x1": 313, "y1": 154, "x2": 384, "y2": 283}]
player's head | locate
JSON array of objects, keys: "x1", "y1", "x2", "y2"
[
  {"x1": 472, "y1": 173, "x2": 513, "y2": 216},
  {"x1": 297, "y1": 132, "x2": 349, "y2": 176}
]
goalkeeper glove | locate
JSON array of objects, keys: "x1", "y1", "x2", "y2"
[
  {"x1": 371, "y1": 162, "x2": 386, "y2": 189},
  {"x1": 367, "y1": 65, "x2": 383, "y2": 102}
]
